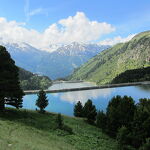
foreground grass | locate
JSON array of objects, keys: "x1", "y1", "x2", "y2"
[{"x1": 0, "y1": 108, "x2": 117, "y2": 150}]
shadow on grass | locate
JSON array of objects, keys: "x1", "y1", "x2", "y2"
[{"x1": 0, "y1": 108, "x2": 58, "y2": 131}]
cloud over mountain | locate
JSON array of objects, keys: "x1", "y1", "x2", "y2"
[
  {"x1": 0, "y1": 12, "x2": 115, "y2": 51},
  {"x1": 99, "y1": 34, "x2": 136, "y2": 46}
]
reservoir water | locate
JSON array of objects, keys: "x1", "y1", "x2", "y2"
[{"x1": 23, "y1": 83, "x2": 150, "y2": 116}]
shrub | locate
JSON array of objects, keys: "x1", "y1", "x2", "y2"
[
  {"x1": 56, "y1": 113, "x2": 63, "y2": 129},
  {"x1": 56, "y1": 113, "x2": 73, "y2": 134},
  {"x1": 63, "y1": 125, "x2": 73, "y2": 134},
  {"x1": 117, "y1": 126, "x2": 131, "y2": 150},
  {"x1": 139, "y1": 138, "x2": 150, "y2": 150}
]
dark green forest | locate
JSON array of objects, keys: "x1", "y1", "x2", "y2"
[
  {"x1": 111, "y1": 66, "x2": 150, "y2": 84},
  {"x1": 74, "y1": 96, "x2": 150, "y2": 150}
]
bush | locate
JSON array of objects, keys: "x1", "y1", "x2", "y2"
[
  {"x1": 56, "y1": 113, "x2": 73, "y2": 134},
  {"x1": 117, "y1": 126, "x2": 131, "y2": 149},
  {"x1": 139, "y1": 138, "x2": 150, "y2": 150},
  {"x1": 56, "y1": 113, "x2": 63, "y2": 129},
  {"x1": 63, "y1": 125, "x2": 73, "y2": 134}
]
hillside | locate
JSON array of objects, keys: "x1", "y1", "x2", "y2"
[
  {"x1": 111, "y1": 66, "x2": 150, "y2": 84},
  {"x1": 19, "y1": 68, "x2": 52, "y2": 90},
  {"x1": 69, "y1": 31, "x2": 150, "y2": 84},
  {"x1": 0, "y1": 108, "x2": 117, "y2": 150}
]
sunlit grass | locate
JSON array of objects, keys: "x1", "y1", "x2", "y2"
[{"x1": 0, "y1": 108, "x2": 117, "y2": 150}]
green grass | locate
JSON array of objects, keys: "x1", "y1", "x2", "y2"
[{"x1": 0, "y1": 108, "x2": 117, "y2": 150}]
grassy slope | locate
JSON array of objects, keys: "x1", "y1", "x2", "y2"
[
  {"x1": 69, "y1": 31, "x2": 150, "y2": 84},
  {"x1": 0, "y1": 108, "x2": 117, "y2": 150}
]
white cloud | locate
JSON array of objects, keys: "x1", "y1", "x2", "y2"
[
  {"x1": 60, "y1": 88, "x2": 114, "y2": 104},
  {"x1": 0, "y1": 12, "x2": 115, "y2": 51},
  {"x1": 28, "y1": 8, "x2": 44, "y2": 16},
  {"x1": 99, "y1": 34, "x2": 136, "y2": 46}
]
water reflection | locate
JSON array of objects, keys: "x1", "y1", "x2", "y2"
[
  {"x1": 23, "y1": 83, "x2": 150, "y2": 116},
  {"x1": 60, "y1": 88, "x2": 114, "y2": 104},
  {"x1": 136, "y1": 85, "x2": 150, "y2": 92}
]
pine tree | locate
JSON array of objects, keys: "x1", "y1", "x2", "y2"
[
  {"x1": 0, "y1": 46, "x2": 24, "y2": 110},
  {"x1": 36, "y1": 90, "x2": 48, "y2": 113},
  {"x1": 74, "y1": 101, "x2": 83, "y2": 117},
  {"x1": 83, "y1": 99, "x2": 97, "y2": 123},
  {"x1": 96, "y1": 110, "x2": 107, "y2": 131},
  {"x1": 106, "y1": 95, "x2": 135, "y2": 136}
]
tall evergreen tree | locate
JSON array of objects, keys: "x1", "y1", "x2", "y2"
[
  {"x1": 0, "y1": 46, "x2": 24, "y2": 110},
  {"x1": 36, "y1": 89, "x2": 48, "y2": 113},
  {"x1": 83, "y1": 99, "x2": 97, "y2": 123},
  {"x1": 106, "y1": 95, "x2": 135, "y2": 136},
  {"x1": 74, "y1": 101, "x2": 83, "y2": 117},
  {"x1": 96, "y1": 110, "x2": 107, "y2": 131}
]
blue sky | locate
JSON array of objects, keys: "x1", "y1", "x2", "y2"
[{"x1": 0, "y1": 0, "x2": 150, "y2": 50}]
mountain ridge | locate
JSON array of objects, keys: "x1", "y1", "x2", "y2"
[
  {"x1": 0, "y1": 41, "x2": 109, "y2": 79},
  {"x1": 69, "y1": 31, "x2": 150, "y2": 84}
]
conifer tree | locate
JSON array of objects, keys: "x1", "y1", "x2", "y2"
[
  {"x1": 74, "y1": 101, "x2": 83, "y2": 117},
  {"x1": 106, "y1": 95, "x2": 135, "y2": 136},
  {"x1": 36, "y1": 89, "x2": 48, "y2": 113},
  {"x1": 83, "y1": 99, "x2": 97, "y2": 123},
  {"x1": 96, "y1": 110, "x2": 107, "y2": 131},
  {"x1": 0, "y1": 46, "x2": 24, "y2": 110}
]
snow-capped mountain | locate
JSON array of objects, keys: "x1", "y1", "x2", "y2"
[
  {"x1": 0, "y1": 41, "x2": 110, "y2": 79},
  {"x1": 53, "y1": 42, "x2": 108, "y2": 56},
  {"x1": 41, "y1": 42, "x2": 110, "y2": 79}
]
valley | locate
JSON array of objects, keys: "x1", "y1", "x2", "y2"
[{"x1": 0, "y1": 41, "x2": 109, "y2": 79}]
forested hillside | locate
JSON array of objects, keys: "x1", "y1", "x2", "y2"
[
  {"x1": 19, "y1": 68, "x2": 52, "y2": 90},
  {"x1": 69, "y1": 31, "x2": 150, "y2": 84},
  {"x1": 111, "y1": 66, "x2": 150, "y2": 83}
]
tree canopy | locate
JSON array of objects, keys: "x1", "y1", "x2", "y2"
[
  {"x1": 0, "y1": 46, "x2": 24, "y2": 110},
  {"x1": 74, "y1": 101, "x2": 83, "y2": 117},
  {"x1": 36, "y1": 89, "x2": 48, "y2": 113}
]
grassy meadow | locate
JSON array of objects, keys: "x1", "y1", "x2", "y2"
[{"x1": 0, "y1": 108, "x2": 117, "y2": 150}]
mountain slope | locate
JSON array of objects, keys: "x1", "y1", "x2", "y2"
[
  {"x1": 41, "y1": 42, "x2": 109, "y2": 79},
  {"x1": 69, "y1": 31, "x2": 150, "y2": 84},
  {"x1": 19, "y1": 68, "x2": 52, "y2": 90},
  {"x1": 0, "y1": 42, "x2": 109, "y2": 79}
]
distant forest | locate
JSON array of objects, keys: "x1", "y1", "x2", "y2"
[
  {"x1": 19, "y1": 68, "x2": 52, "y2": 90},
  {"x1": 111, "y1": 67, "x2": 150, "y2": 84}
]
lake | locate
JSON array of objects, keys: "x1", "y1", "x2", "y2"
[{"x1": 23, "y1": 82, "x2": 150, "y2": 116}]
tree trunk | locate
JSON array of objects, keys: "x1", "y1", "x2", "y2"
[{"x1": 0, "y1": 98, "x2": 5, "y2": 111}]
